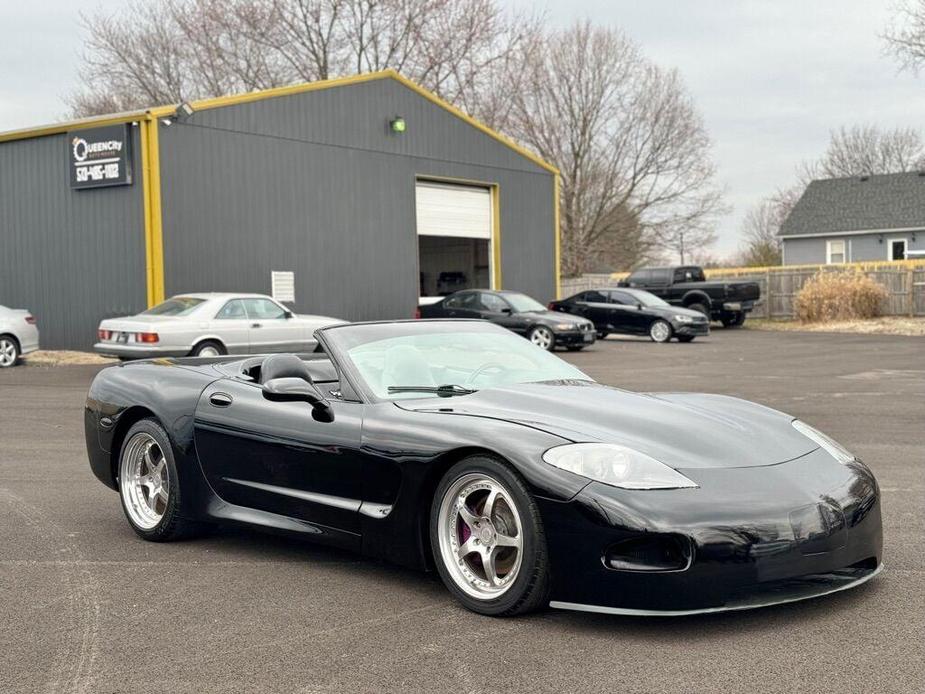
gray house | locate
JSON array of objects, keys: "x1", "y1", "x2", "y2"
[
  {"x1": 0, "y1": 70, "x2": 559, "y2": 349},
  {"x1": 780, "y1": 172, "x2": 925, "y2": 265}
]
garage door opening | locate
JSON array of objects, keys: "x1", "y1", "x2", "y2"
[{"x1": 416, "y1": 180, "x2": 494, "y2": 298}]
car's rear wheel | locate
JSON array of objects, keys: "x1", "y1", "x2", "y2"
[
  {"x1": 528, "y1": 326, "x2": 555, "y2": 351},
  {"x1": 118, "y1": 419, "x2": 199, "y2": 541},
  {"x1": 721, "y1": 311, "x2": 746, "y2": 328},
  {"x1": 649, "y1": 319, "x2": 672, "y2": 343},
  {"x1": 431, "y1": 456, "x2": 549, "y2": 616},
  {"x1": 190, "y1": 340, "x2": 225, "y2": 357},
  {"x1": 0, "y1": 335, "x2": 20, "y2": 368}
]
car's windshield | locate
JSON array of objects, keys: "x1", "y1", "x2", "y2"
[
  {"x1": 504, "y1": 293, "x2": 546, "y2": 313},
  {"x1": 141, "y1": 297, "x2": 206, "y2": 316},
  {"x1": 634, "y1": 291, "x2": 670, "y2": 308},
  {"x1": 326, "y1": 322, "x2": 590, "y2": 400}
]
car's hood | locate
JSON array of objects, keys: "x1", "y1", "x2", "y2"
[
  {"x1": 528, "y1": 310, "x2": 588, "y2": 325},
  {"x1": 396, "y1": 381, "x2": 816, "y2": 469},
  {"x1": 652, "y1": 305, "x2": 706, "y2": 320}
]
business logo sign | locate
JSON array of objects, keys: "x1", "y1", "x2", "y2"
[{"x1": 68, "y1": 124, "x2": 133, "y2": 189}]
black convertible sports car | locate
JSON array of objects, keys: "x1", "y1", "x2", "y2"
[
  {"x1": 85, "y1": 320, "x2": 882, "y2": 616},
  {"x1": 549, "y1": 287, "x2": 709, "y2": 342}
]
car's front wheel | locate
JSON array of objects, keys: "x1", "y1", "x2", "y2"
[
  {"x1": 649, "y1": 319, "x2": 672, "y2": 343},
  {"x1": 431, "y1": 456, "x2": 549, "y2": 616},
  {"x1": 118, "y1": 419, "x2": 199, "y2": 541},
  {"x1": 528, "y1": 326, "x2": 555, "y2": 351},
  {"x1": 0, "y1": 335, "x2": 20, "y2": 368}
]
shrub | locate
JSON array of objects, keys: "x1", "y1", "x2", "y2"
[{"x1": 794, "y1": 271, "x2": 889, "y2": 323}]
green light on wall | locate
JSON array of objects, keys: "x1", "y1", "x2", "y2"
[{"x1": 390, "y1": 116, "x2": 406, "y2": 134}]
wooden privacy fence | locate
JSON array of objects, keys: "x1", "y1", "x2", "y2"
[{"x1": 560, "y1": 261, "x2": 925, "y2": 320}]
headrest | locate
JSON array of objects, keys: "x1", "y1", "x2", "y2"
[{"x1": 259, "y1": 354, "x2": 314, "y2": 385}]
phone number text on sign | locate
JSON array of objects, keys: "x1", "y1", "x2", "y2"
[{"x1": 76, "y1": 162, "x2": 122, "y2": 183}]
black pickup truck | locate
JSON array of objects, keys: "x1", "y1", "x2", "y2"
[{"x1": 618, "y1": 265, "x2": 760, "y2": 327}]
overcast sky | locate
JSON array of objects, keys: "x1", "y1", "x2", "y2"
[{"x1": 2, "y1": 1, "x2": 924, "y2": 257}]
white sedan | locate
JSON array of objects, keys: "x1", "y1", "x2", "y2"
[
  {"x1": 0, "y1": 305, "x2": 40, "y2": 367},
  {"x1": 94, "y1": 293, "x2": 345, "y2": 359}
]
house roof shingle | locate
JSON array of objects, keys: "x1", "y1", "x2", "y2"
[{"x1": 780, "y1": 171, "x2": 925, "y2": 237}]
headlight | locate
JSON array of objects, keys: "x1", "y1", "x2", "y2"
[
  {"x1": 555, "y1": 323, "x2": 577, "y2": 331},
  {"x1": 792, "y1": 420, "x2": 855, "y2": 464},
  {"x1": 542, "y1": 443, "x2": 698, "y2": 490},
  {"x1": 674, "y1": 314, "x2": 693, "y2": 323}
]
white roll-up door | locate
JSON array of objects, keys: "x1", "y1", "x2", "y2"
[{"x1": 415, "y1": 181, "x2": 491, "y2": 239}]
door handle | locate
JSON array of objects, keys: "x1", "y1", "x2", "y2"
[
  {"x1": 251, "y1": 323, "x2": 262, "y2": 328},
  {"x1": 209, "y1": 392, "x2": 233, "y2": 408}
]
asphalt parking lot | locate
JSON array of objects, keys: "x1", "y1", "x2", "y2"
[{"x1": 1, "y1": 329, "x2": 923, "y2": 693}]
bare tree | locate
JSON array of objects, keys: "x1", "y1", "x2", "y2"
[
  {"x1": 69, "y1": 0, "x2": 539, "y2": 128},
  {"x1": 505, "y1": 23, "x2": 721, "y2": 275},
  {"x1": 883, "y1": 0, "x2": 925, "y2": 73},
  {"x1": 737, "y1": 199, "x2": 784, "y2": 267},
  {"x1": 801, "y1": 125, "x2": 925, "y2": 180}
]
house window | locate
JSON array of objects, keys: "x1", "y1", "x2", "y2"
[
  {"x1": 888, "y1": 238, "x2": 908, "y2": 261},
  {"x1": 826, "y1": 239, "x2": 846, "y2": 264}
]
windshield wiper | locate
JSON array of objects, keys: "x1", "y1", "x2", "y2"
[{"x1": 387, "y1": 384, "x2": 477, "y2": 397}]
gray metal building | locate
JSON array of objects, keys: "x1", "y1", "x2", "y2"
[{"x1": 0, "y1": 70, "x2": 559, "y2": 349}]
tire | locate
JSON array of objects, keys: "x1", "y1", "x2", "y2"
[
  {"x1": 597, "y1": 331, "x2": 609, "y2": 340},
  {"x1": 677, "y1": 335, "x2": 696, "y2": 343},
  {"x1": 566, "y1": 345, "x2": 584, "y2": 352},
  {"x1": 117, "y1": 418, "x2": 200, "y2": 541},
  {"x1": 0, "y1": 335, "x2": 20, "y2": 368},
  {"x1": 687, "y1": 302, "x2": 710, "y2": 320},
  {"x1": 721, "y1": 311, "x2": 746, "y2": 328},
  {"x1": 528, "y1": 325, "x2": 555, "y2": 351},
  {"x1": 649, "y1": 319, "x2": 672, "y2": 343},
  {"x1": 430, "y1": 455, "x2": 550, "y2": 616},
  {"x1": 190, "y1": 340, "x2": 226, "y2": 357}
]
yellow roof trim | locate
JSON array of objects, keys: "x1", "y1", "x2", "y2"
[
  {"x1": 1, "y1": 70, "x2": 557, "y2": 174},
  {"x1": 0, "y1": 110, "x2": 150, "y2": 144}
]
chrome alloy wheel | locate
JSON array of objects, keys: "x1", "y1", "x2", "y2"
[
  {"x1": 650, "y1": 321, "x2": 671, "y2": 343},
  {"x1": 119, "y1": 432, "x2": 169, "y2": 530},
  {"x1": 0, "y1": 338, "x2": 18, "y2": 367},
  {"x1": 529, "y1": 326, "x2": 553, "y2": 350},
  {"x1": 437, "y1": 473, "x2": 524, "y2": 600},
  {"x1": 197, "y1": 345, "x2": 220, "y2": 357}
]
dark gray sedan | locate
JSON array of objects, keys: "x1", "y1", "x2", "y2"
[
  {"x1": 550, "y1": 287, "x2": 709, "y2": 343},
  {"x1": 418, "y1": 289, "x2": 596, "y2": 351}
]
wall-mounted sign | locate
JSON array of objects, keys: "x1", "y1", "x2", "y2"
[
  {"x1": 271, "y1": 271, "x2": 295, "y2": 303},
  {"x1": 69, "y1": 124, "x2": 133, "y2": 189}
]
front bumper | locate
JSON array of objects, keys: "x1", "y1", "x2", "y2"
[
  {"x1": 672, "y1": 321, "x2": 710, "y2": 336},
  {"x1": 540, "y1": 450, "x2": 882, "y2": 614},
  {"x1": 554, "y1": 329, "x2": 597, "y2": 346},
  {"x1": 94, "y1": 342, "x2": 190, "y2": 359}
]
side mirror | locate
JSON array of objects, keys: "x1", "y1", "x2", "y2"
[
  {"x1": 500, "y1": 307, "x2": 513, "y2": 315},
  {"x1": 262, "y1": 377, "x2": 333, "y2": 421},
  {"x1": 636, "y1": 302, "x2": 644, "y2": 310},
  {"x1": 283, "y1": 309, "x2": 294, "y2": 319}
]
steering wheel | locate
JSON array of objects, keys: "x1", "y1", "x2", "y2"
[{"x1": 465, "y1": 362, "x2": 508, "y2": 387}]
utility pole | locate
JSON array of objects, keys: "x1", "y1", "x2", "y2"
[{"x1": 679, "y1": 231, "x2": 685, "y2": 264}]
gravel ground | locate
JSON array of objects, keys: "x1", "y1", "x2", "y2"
[{"x1": 1, "y1": 329, "x2": 922, "y2": 693}]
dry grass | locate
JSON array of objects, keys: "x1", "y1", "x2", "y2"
[
  {"x1": 23, "y1": 350, "x2": 115, "y2": 366},
  {"x1": 746, "y1": 317, "x2": 925, "y2": 337},
  {"x1": 794, "y1": 271, "x2": 889, "y2": 323}
]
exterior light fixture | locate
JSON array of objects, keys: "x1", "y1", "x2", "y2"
[
  {"x1": 175, "y1": 103, "x2": 194, "y2": 122},
  {"x1": 389, "y1": 116, "x2": 406, "y2": 134}
]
